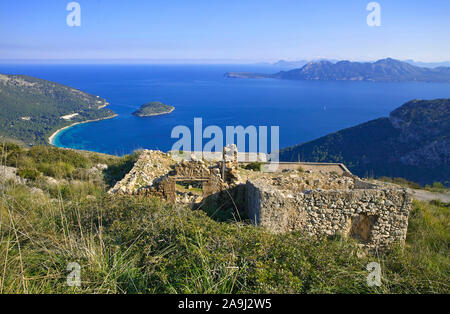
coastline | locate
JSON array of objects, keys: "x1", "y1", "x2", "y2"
[{"x1": 48, "y1": 114, "x2": 118, "y2": 146}]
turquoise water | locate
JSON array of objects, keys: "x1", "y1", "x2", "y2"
[{"x1": 2, "y1": 64, "x2": 450, "y2": 155}]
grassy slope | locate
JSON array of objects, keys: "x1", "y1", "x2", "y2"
[
  {"x1": 0, "y1": 145, "x2": 448, "y2": 294},
  {"x1": 0, "y1": 74, "x2": 115, "y2": 145}
]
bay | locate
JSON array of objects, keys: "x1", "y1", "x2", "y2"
[{"x1": 1, "y1": 64, "x2": 449, "y2": 155}]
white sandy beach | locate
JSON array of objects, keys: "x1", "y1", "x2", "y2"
[{"x1": 48, "y1": 114, "x2": 118, "y2": 145}]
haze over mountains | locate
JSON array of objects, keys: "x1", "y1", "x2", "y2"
[
  {"x1": 272, "y1": 59, "x2": 339, "y2": 69},
  {"x1": 403, "y1": 60, "x2": 450, "y2": 68},
  {"x1": 227, "y1": 58, "x2": 450, "y2": 83}
]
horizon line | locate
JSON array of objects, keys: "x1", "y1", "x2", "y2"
[{"x1": 1, "y1": 57, "x2": 450, "y2": 66}]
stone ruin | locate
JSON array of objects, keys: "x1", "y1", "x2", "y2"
[
  {"x1": 109, "y1": 145, "x2": 243, "y2": 207},
  {"x1": 110, "y1": 145, "x2": 411, "y2": 251},
  {"x1": 159, "y1": 159, "x2": 223, "y2": 205},
  {"x1": 246, "y1": 173, "x2": 411, "y2": 251}
]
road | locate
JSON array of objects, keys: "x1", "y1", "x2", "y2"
[{"x1": 409, "y1": 189, "x2": 450, "y2": 203}]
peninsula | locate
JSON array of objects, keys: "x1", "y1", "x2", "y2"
[
  {"x1": 0, "y1": 73, "x2": 116, "y2": 146},
  {"x1": 132, "y1": 102, "x2": 175, "y2": 117}
]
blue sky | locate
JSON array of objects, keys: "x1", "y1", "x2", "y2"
[{"x1": 0, "y1": 0, "x2": 449, "y2": 63}]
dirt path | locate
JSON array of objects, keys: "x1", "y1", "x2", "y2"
[{"x1": 409, "y1": 189, "x2": 450, "y2": 203}]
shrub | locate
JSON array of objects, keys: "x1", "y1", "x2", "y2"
[
  {"x1": 393, "y1": 177, "x2": 422, "y2": 189},
  {"x1": 378, "y1": 176, "x2": 422, "y2": 189},
  {"x1": 243, "y1": 162, "x2": 262, "y2": 171},
  {"x1": 17, "y1": 168, "x2": 41, "y2": 180},
  {"x1": 0, "y1": 142, "x2": 22, "y2": 156},
  {"x1": 1, "y1": 142, "x2": 23, "y2": 166},
  {"x1": 37, "y1": 161, "x2": 75, "y2": 178},
  {"x1": 27, "y1": 146, "x2": 89, "y2": 168},
  {"x1": 425, "y1": 182, "x2": 447, "y2": 193},
  {"x1": 3, "y1": 145, "x2": 92, "y2": 178}
]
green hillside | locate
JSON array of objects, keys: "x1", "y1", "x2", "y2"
[
  {"x1": 0, "y1": 74, "x2": 116, "y2": 145},
  {"x1": 280, "y1": 99, "x2": 450, "y2": 186}
]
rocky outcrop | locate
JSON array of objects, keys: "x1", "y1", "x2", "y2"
[{"x1": 0, "y1": 165, "x2": 25, "y2": 185}]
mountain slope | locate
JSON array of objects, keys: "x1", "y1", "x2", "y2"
[
  {"x1": 403, "y1": 59, "x2": 450, "y2": 68},
  {"x1": 226, "y1": 58, "x2": 450, "y2": 83},
  {"x1": 280, "y1": 99, "x2": 450, "y2": 185},
  {"x1": 0, "y1": 74, "x2": 116, "y2": 145}
]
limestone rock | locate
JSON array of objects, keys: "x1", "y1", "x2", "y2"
[
  {"x1": 108, "y1": 150, "x2": 176, "y2": 195},
  {"x1": 0, "y1": 165, "x2": 25, "y2": 184}
]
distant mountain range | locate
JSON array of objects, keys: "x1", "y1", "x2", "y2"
[
  {"x1": 272, "y1": 59, "x2": 339, "y2": 69},
  {"x1": 0, "y1": 74, "x2": 116, "y2": 145},
  {"x1": 403, "y1": 60, "x2": 450, "y2": 68},
  {"x1": 271, "y1": 59, "x2": 450, "y2": 70},
  {"x1": 280, "y1": 98, "x2": 450, "y2": 185},
  {"x1": 226, "y1": 58, "x2": 450, "y2": 83}
]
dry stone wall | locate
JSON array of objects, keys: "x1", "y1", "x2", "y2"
[{"x1": 246, "y1": 178, "x2": 411, "y2": 251}]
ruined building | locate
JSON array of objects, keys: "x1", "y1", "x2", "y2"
[{"x1": 110, "y1": 145, "x2": 411, "y2": 251}]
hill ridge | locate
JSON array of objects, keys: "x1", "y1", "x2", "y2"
[
  {"x1": 226, "y1": 58, "x2": 450, "y2": 83},
  {"x1": 279, "y1": 98, "x2": 450, "y2": 185}
]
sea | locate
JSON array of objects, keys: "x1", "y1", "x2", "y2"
[{"x1": 1, "y1": 64, "x2": 450, "y2": 156}]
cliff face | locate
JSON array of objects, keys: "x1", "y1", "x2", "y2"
[{"x1": 280, "y1": 99, "x2": 450, "y2": 185}]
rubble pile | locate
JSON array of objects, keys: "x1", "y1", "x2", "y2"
[{"x1": 109, "y1": 150, "x2": 176, "y2": 195}]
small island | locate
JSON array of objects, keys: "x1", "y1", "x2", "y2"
[{"x1": 132, "y1": 102, "x2": 175, "y2": 117}]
